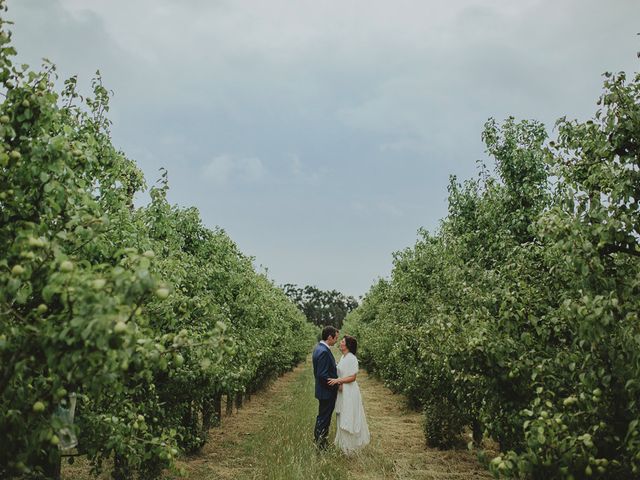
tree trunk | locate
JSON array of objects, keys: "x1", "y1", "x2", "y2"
[
  {"x1": 39, "y1": 448, "x2": 61, "y2": 480},
  {"x1": 214, "y1": 393, "x2": 222, "y2": 426},
  {"x1": 472, "y1": 419, "x2": 483, "y2": 446},
  {"x1": 226, "y1": 394, "x2": 233, "y2": 415},
  {"x1": 202, "y1": 394, "x2": 222, "y2": 430},
  {"x1": 202, "y1": 399, "x2": 213, "y2": 431},
  {"x1": 113, "y1": 453, "x2": 131, "y2": 480}
]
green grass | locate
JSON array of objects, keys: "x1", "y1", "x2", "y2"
[{"x1": 233, "y1": 362, "x2": 398, "y2": 480}]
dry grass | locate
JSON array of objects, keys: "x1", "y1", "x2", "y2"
[
  {"x1": 168, "y1": 357, "x2": 492, "y2": 480},
  {"x1": 62, "y1": 357, "x2": 494, "y2": 480},
  {"x1": 355, "y1": 371, "x2": 492, "y2": 479}
]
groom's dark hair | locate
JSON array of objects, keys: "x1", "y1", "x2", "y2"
[
  {"x1": 321, "y1": 326, "x2": 338, "y2": 341},
  {"x1": 344, "y1": 335, "x2": 357, "y2": 355}
]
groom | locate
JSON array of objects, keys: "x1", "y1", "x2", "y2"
[{"x1": 312, "y1": 325, "x2": 340, "y2": 450}]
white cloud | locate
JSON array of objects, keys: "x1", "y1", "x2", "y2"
[
  {"x1": 203, "y1": 155, "x2": 265, "y2": 185},
  {"x1": 350, "y1": 199, "x2": 405, "y2": 218},
  {"x1": 378, "y1": 201, "x2": 404, "y2": 218},
  {"x1": 289, "y1": 154, "x2": 325, "y2": 184},
  {"x1": 290, "y1": 154, "x2": 303, "y2": 176}
]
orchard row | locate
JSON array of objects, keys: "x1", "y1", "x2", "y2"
[
  {"x1": 0, "y1": 5, "x2": 315, "y2": 479},
  {"x1": 346, "y1": 68, "x2": 640, "y2": 479}
]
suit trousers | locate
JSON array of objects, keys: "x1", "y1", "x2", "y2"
[{"x1": 314, "y1": 397, "x2": 336, "y2": 449}]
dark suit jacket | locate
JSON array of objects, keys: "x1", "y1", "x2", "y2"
[{"x1": 312, "y1": 342, "x2": 338, "y2": 400}]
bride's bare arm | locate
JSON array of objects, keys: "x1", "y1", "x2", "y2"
[
  {"x1": 340, "y1": 374, "x2": 357, "y2": 384},
  {"x1": 328, "y1": 374, "x2": 356, "y2": 386}
]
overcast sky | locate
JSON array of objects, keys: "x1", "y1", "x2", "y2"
[{"x1": 8, "y1": 0, "x2": 639, "y2": 297}]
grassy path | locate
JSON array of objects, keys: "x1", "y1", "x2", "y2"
[{"x1": 167, "y1": 357, "x2": 492, "y2": 480}]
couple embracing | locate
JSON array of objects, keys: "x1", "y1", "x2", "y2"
[{"x1": 312, "y1": 326, "x2": 370, "y2": 454}]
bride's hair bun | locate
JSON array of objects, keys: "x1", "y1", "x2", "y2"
[{"x1": 344, "y1": 335, "x2": 357, "y2": 355}]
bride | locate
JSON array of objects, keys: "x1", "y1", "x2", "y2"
[{"x1": 327, "y1": 335, "x2": 370, "y2": 454}]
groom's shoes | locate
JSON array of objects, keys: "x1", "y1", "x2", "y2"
[{"x1": 314, "y1": 437, "x2": 329, "y2": 452}]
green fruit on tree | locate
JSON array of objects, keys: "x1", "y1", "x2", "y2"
[
  {"x1": 11, "y1": 265, "x2": 24, "y2": 275},
  {"x1": 10, "y1": 150, "x2": 21, "y2": 160},
  {"x1": 50, "y1": 434, "x2": 59, "y2": 446},
  {"x1": 37, "y1": 304, "x2": 48, "y2": 314},
  {"x1": 156, "y1": 287, "x2": 170, "y2": 299},
  {"x1": 92, "y1": 278, "x2": 106, "y2": 290},
  {"x1": 28, "y1": 236, "x2": 45, "y2": 248},
  {"x1": 174, "y1": 354, "x2": 184, "y2": 366},
  {"x1": 114, "y1": 321, "x2": 127, "y2": 334},
  {"x1": 60, "y1": 260, "x2": 74, "y2": 272},
  {"x1": 0, "y1": 114, "x2": 10, "y2": 123},
  {"x1": 32, "y1": 401, "x2": 45, "y2": 413},
  {"x1": 159, "y1": 358, "x2": 168, "y2": 371}
]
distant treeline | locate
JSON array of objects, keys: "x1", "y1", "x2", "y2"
[{"x1": 282, "y1": 284, "x2": 358, "y2": 329}]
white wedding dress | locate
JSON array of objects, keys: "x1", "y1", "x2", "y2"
[{"x1": 334, "y1": 352, "x2": 370, "y2": 453}]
